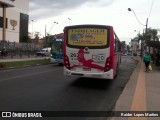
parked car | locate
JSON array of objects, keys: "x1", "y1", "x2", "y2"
[
  {"x1": 133, "y1": 53, "x2": 137, "y2": 56},
  {"x1": 36, "y1": 47, "x2": 51, "y2": 56},
  {"x1": 0, "y1": 48, "x2": 8, "y2": 56},
  {"x1": 127, "y1": 52, "x2": 132, "y2": 56},
  {"x1": 122, "y1": 52, "x2": 127, "y2": 56}
]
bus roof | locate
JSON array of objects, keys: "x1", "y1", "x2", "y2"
[{"x1": 64, "y1": 24, "x2": 112, "y2": 29}]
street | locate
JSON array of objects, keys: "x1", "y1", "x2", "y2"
[{"x1": 0, "y1": 56, "x2": 138, "y2": 120}]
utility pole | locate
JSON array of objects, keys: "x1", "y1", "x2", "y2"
[{"x1": 45, "y1": 25, "x2": 47, "y2": 47}]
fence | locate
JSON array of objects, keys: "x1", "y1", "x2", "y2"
[{"x1": 0, "y1": 41, "x2": 44, "y2": 59}]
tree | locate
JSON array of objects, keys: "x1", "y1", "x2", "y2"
[
  {"x1": 137, "y1": 28, "x2": 159, "y2": 42},
  {"x1": 136, "y1": 28, "x2": 159, "y2": 53},
  {"x1": 138, "y1": 34, "x2": 145, "y2": 42},
  {"x1": 45, "y1": 35, "x2": 53, "y2": 47},
  {"x1": 146, "y1": 28, "x2": 159, "y2": 42},
  {"x1": 34, "y1": 32, "x2": 40, "y2": 39},
  {"x1": 21, "y1": 35, "x2": 31, "y2": 43}
]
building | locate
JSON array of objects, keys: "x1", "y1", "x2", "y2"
[
  {"x1": 121, "y1": 41, "x2": 128, "y2": 53},
  {"x1": 130, "y1": 38, "x2": 139, "y2": 53},
  {"x1": 0, "y1": 0, "x2": 29, "y2": 43}
]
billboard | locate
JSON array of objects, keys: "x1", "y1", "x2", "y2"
[{"x1": 68, "y1": 28, "x2": 108, "y2": 46}]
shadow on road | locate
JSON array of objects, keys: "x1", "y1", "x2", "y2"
[{"x1": 70, "y1": 77, "x2": 113, "y2": 90}]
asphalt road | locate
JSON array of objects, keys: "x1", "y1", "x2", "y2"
[{"x1": 0, "y1": 56, "x2": 138, "y2": 120}]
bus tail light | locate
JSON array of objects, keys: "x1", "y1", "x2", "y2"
[
  {"x1": 104, "y1": 57, "x2": 111, "y2": 72},
  {"x1": 64, "y1": 55, "x2": 70, "y2": 70}
]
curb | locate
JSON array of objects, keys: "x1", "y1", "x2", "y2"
[
  {"x1": 130, "y1": 56, "x2": 140, "y2": 62},
  {"x1": 110, "y1": 58, "x2": 141, "y2": 120}
]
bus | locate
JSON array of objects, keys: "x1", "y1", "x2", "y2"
[
  {"x1": 50, "y1": 33, "x2": 64, "y2": 65},
  {"x1": 63, "y1": 25, "x2": 121, "y2": 79}
]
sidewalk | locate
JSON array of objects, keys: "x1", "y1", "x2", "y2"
[{"x1": 111, "y1": 57, "x2": 160, "y2": 120}]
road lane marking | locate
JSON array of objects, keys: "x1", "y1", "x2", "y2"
[
  {"x1": 0, "y1": 68, "x2": 62, "y2": 82},
  {"x1": 128, "y1": 61, "x2": 147, "y2": 120}
]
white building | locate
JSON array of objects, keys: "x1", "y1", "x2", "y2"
[
  {"x1": 130, "y1": 38, "x2": 139, "y2": 53},
  {"x1": 0, "y1": 0, "x2": 29, "y2": 42}
]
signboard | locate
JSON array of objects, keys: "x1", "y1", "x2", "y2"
[
  {"x1": 68, "y1": 28, "x2": 107, "y2": 46},
  {"x1": 55, "y1": 39, "x2": 63, "y2": 42}
]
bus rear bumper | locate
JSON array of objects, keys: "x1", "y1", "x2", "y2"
[{"x1": 64, "y1": 68, "x2": 114, "y2": 79}]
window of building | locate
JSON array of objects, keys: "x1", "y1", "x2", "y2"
[
  {"x1": 20, "y1": 13, "x2": 29, "y2": 42},
  {"x1": 0, "y1": 16, "x2": 8, "y2": 28}
]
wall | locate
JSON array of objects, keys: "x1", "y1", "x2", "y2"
[{"x1": 0, "y1": 0, "x2": 29, "y2": 42}]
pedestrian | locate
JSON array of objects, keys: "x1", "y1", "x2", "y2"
[{"x1": 143, "y1": 52, "x2": 151, "y2": 72}]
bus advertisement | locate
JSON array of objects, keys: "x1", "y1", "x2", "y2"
[{"x1": 63, "y1": 25, "x2": 121, "y2": 79}]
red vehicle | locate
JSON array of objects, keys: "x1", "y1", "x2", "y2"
[{"x1": 63, "y1": 25, "x2": 121, "y2": 79}]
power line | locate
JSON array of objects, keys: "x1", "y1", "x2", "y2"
[{"x1": 148, "y1": 0, "x2": 155, "y2": 19}]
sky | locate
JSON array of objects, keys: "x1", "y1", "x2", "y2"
[{"x1": 28, "y1": 0, "x2": 160, "y2": 44}]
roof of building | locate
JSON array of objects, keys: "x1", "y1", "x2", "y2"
[
  {"x1": 48, "y1": 33, "x2": 64, "y2": 37},
  {"x1": 0, "y1": 0, "x2": 14, "y2": 7}
]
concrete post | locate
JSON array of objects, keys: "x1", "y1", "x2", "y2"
[{"x1": 2, "y1": 5, "x2": 7, "y2": 46}]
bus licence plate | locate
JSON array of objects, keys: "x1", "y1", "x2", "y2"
[{"x1": 83, "y1": 67, "x2": 91, "y2": 71}]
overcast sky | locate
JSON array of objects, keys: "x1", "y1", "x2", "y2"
[{"x1": 29, "y1": 0, "x2": 160, "y2": 44}]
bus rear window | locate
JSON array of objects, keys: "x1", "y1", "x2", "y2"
[{"x1": 67, "y1": 28, "x2": 109, "y2": 49}]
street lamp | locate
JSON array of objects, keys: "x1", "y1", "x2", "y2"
[
  {"x1": 134, "y1": 30, "x2": 142, "y2": 57},
  {"x1": 128, "y1": 8, "x2": 148, "y2": 38},
  {"x1": 134, "y1": 30, "x2": 140, "y2": 41},
  {"x1": 48, "y1": 21, "x2": 58, "y2": 34},
  {"x1": 128, "y1": 8, "x2": 148, "y2": 58},
  {"x1": 31, "y1": 20, "x2": 34, "y2": 38},
  {"x1": 45, "y1": 21, "x2": 58, "y2": 47},
  {"x1": 68, "y1": 18, "x2": 71, "y2": 25}
]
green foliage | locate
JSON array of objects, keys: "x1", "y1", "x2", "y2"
[
  {"x1": 45, "y1": 36, "x2": 53, "y2": 47},
  {"x1": 146, "y1": 28, "x2": 159, "y2": 41},
  {"x1": 21, "y1": 35, "x2": 31, "y2": 43},
  {"x1": 138, "y1": 28, "x2": 159, "y2": 42},
  {"x1": 0, "y1": 63, "x2": 6, "y2": 68},
  {"x1": 0, "y1": 59, "x2": 50, "y2": 68}
]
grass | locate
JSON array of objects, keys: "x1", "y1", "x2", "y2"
[{"x1": 0, "y1": 59, "x2": 50, "y2": 68}]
